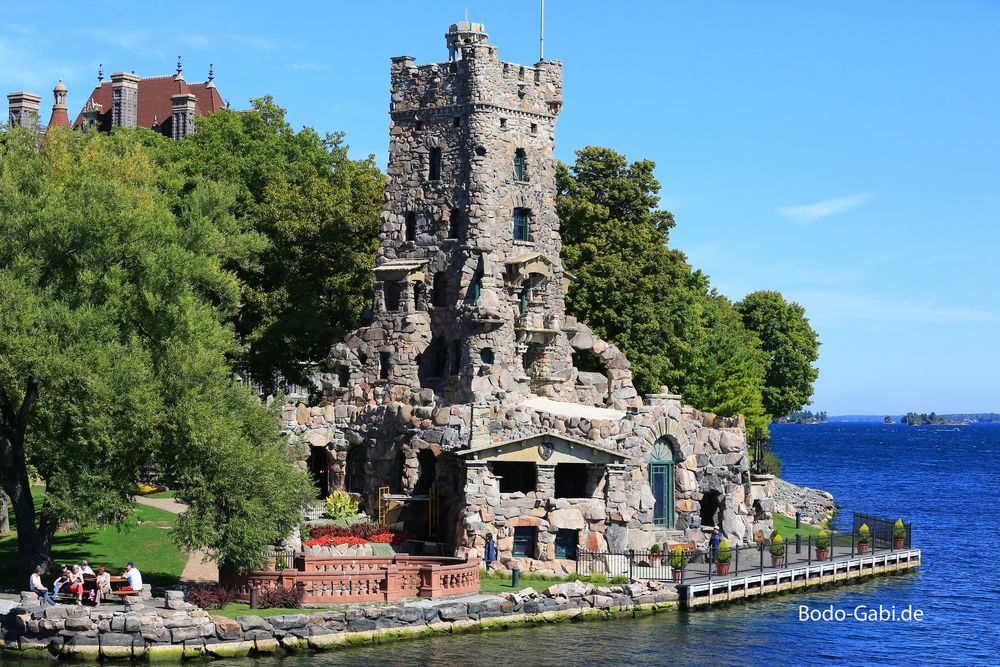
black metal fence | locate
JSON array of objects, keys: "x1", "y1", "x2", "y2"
[{"x1": 576, "y1": 512, "x2": 914, "y2": 584}]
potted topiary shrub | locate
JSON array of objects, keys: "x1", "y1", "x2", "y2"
[
  {"x1": 715, "y1": 539, "x2": 732, "y2": 575},
  {"x1": 857, "y1": 523, "x2": 871, "y2": 554},
  {"x1": 815, "y1": 530, "x2": 830, "y2": 561},
  {"x1": 893, "y1": 519, "x2": 907, "y2": 549},
  {"x1": 769, "y1": 533, "x2": 785, "y2": 567},
  {"x1": 669, "y1": 546, "x2": 686, "y2": 583},
  {"x1": 649, "y1": 543, "x2": 663, "y2": 565}
]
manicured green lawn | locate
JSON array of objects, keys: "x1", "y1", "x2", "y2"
[
  {"x1": 145, "y1": 490, "x2": 177, "y2": 500},
  {"x1": 0, "y1": 487, "x2": 188, "y2": 589},
  {"x1": 212, "y1": 603, "x2": 348, "y2": 619},
  {"x1": 772, "y1": 513, "x2": 824, "y2": 540}
]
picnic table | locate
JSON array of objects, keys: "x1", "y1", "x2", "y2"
[{"x1": 56, "y1": 574, "x2": 141, "y2": 605}]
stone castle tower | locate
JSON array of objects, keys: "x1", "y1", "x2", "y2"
[{"x1": 328, "y1": 21, "x2": 637, "y2": 410}]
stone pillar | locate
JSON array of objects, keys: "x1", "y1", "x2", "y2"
[
  {"x1": 536, "y1": 464, "x2": 555, "y2": 499},
  {"x1": 7, "y1": 92, "x2": 41, "y2": 128},
  {"x1": 605, "y1": 463, "x2": 628, "y2": 521},
  {"x1": 470, "y1": 405, "x2": 490, "y2": 448},
  {"x1": 171, "y1": 92, "x2": 197, "y2": 139},
  {"x1": 403, "y1": 280, "x2": 415, "y2": 313},
  {"x1": 110, "y1": 72, "x2": 140, "y2": 128}
]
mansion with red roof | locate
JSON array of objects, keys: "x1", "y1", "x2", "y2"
[{"x1": 6, "y1": 59, "x2": 222, "y2": 139}]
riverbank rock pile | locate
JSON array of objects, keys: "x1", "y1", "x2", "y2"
[
  {"x1": 1, "y1": 581, "x2": 678, "y2": 661},
  {"x1": 772, "y1": 478, "x2": 835, "y2": 527}
]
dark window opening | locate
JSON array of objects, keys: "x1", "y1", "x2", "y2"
[
  {"x1": 307, "y1": 446, "x2": 330, "y2": 500},
  {"x1": 384, "y1": 281, "x2": 402, "y2": 312},
  {"x1": 514, "y1": 149, "x2": 527, "y2": 181},
  {"x1": 413, "y1": 281, "x2": 426, "y2": 311},
  {"x1": 357, "y1": 350, "x2": 368, "y2": 365},
  {"x1": 513, "y1": 207, "x2": 530, "y2": 242},
  {"x1": 453, "y1": 116, "x2": 461, "y2": 127},
  {"x1": 415, "y1": 449, "x2": 436, "y2": 495},
  {"x1": 572, "y1": 349, "x2": 605, "y2": 373},
  {"x1": 414, "y1": 120, "x2": 423, "y2": 131},
  {"x1": 555, "y1": 529, "x2": 578, "y2": 560},
  {"x1": 523, "y1": 343, "x2": 544, "y2": 375},
  {"x1": 450, "y1": 340, "x2": 462, "y2": 375},
  {"x1": 379, "y1": 351, "x2": 391, "y2": 381},
  {"x1": 492, "y1": 461, "x2": 535, "y2": 493},
  {"x1": 346, "y1": 446, "x2": 366, "y2": 494},
  {"x1": 513, "y1": 526, "x2": 536, "y2": 558},
  {"x1": 449, "y1": 208, "x2": 463, "y2": 240},
  {"x1": 393, "y1": 450, "x2": 406, "y2": 494},
  {"x1": 429, "y1": 147, "x2": 442, "y2": 181},
  {"x1": 701, "y1": 491, "x2": 722, "y2": 529},
  {"x1": 405, "y1": 212, "x2": 417, "y2": 241},
  {"x1": 336, "y1": 366, "x2": 350, "y2": 388},
  {"x1": 530, "y1": 123, "x2": 538, "y2": 135},
  {"x1": 480, "y1": 347, "x2": 494, "y2": 365},
  {"x1": 554, "y1": 463, "x2": 589, "y2": 498},
  {"x1": 500, "y1": 118, "x2": 507, "y2": 129},
  {"x1": 432, "y1": 272, "x2": 448, "y2": 307},
  {"x1": 420, "y1": 337, "x2": 448, "y2": 381},
  {"x1": 449, "y1": 61, "x2": 457, "y2": 73},
  {"x1": 475, "y1": 145, "x2": 487, "y2": 157},
  {"x1": 469, "y1": 272, "x2": 482, "y2": 302}
]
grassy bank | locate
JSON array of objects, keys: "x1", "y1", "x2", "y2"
[{"x1": 772, "y1": 513, "x2": 825, "y2": 540}]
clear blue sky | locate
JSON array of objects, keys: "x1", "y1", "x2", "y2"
[{"x1": 3, "y1": 2, "x2": 997, "y2": 415}]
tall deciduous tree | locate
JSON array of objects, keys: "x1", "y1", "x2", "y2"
[
  {"x1": 735, "y1": 290, "x2": 820, "y2": 418},
  {"x1": 158, "y1": 97, "x2": 383, "y2": 392},
  {"x1": 0, "y1": 126, "x2": 313, "y2": 575}
]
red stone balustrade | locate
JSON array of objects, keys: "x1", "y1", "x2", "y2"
[{"x1": 225, "y1": 554, "x2": 480, "y2": 604}]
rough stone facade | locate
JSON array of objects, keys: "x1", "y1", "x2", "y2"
[{"x1": 289, "y1": 21, "x2": 774, "y2": 572}]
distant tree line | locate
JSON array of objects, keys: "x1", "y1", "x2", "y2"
[
  {"x1": 902, "y1": 412, "x2": 949, "y2": 425},
  {"x1": 775, "y1": 410, "x2": 827, "y2": 424}
]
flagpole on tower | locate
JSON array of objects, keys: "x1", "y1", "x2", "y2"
[{"x1": 539, "y1": 0, "x2": 545, "y2": 61}]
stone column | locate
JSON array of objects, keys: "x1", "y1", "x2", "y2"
[
  {"x1": 605, "y1": 464, "x2": 628, "y2": 521},
  {"x1": 7, "y1": 92, "x2": 41, "y2": 128},
  {"x1": 536, "y1": 464, "x2": 555, "y2": 499}
]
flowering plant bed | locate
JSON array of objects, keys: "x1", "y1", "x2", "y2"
[{"x1": 304, "y1": 522, "x2": 412, "y2": 548}]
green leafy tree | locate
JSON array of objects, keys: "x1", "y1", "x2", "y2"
[
  {"x1": 558, "y1": 146, "x2": 707, "y2": 394},
  {"x1": 157, "y1": 97, "x2": 383, "y2": 392},
  {"x1": 0, "y1": 126, "x2": 313, "y2": 574},
  {"x1": 735, "y1": 290, "x2": 820, "y2": 419}
]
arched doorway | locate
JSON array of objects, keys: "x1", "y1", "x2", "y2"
[
  {"x1": 649, "y1": 437, "x2": 675, "y2": 528},
  {"x1": 345, "y1": 446, "x2": 366, "y2": 494},
  {"x1": 307, "y1": 446, "x2": 331, "y2": 499},
  {"x1": 701, "y1": 491, "x2": 723, "y2": 529}
]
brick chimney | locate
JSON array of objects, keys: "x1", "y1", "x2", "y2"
[{"x1": 7, "y1": 92, "x2": 41, "y2": 129}]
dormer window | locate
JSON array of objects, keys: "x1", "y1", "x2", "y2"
[
  {"x1": 513, "y1": 207, "x2": 531, "y2": 242},
  {"x1": 514, "y1": 149, "x2": 527, "y2": 182}
]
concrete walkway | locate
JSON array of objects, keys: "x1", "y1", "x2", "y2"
[{"x1": 135, "y1": 496, "x2": 218, "y2": 584}]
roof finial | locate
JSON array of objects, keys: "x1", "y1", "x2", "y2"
[
  {"x1": 208, "y1": 63, "x2": 214, "y2": 83},
  {"x1": 176, "y1": 55, "x2": 183, "y2": 76},
  {"x1": 98, "y1": 63, "x2": 104, "y2": 82}
]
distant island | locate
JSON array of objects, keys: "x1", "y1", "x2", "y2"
[{"x1": 775, "y1": 410, "x2": 827, "y2": 424}]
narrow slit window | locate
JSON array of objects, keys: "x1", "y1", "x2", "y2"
[
  {"x1": 405, "y1": 212, "x2": 417, "y2": 241},
  {"x1": 379, "y1": 351, "x2": 391, "y2": 381},
  {"x1": 514, "y1": 149, "x2": 527, "y2": 181},
  {"x1": 429, "y1": 147, "x2": 442, "y2": 181},
  {"x1": 449, "y1": 208, "x2": 462, "y2": 240}
]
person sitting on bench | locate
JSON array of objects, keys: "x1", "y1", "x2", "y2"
[
  {"x1": 29, "y1": 566, "x2": 55, "y2": 605},
  {"x1": 94, "y1": 565, "x2": 112, "y2": 605},
  {"x1": 68, "y1": 565, "x2": 85, "y2": 605},
  {"x1": 80, "y1": 560, "x2": 95, "y2": 576},
  {"x1": 121, "y1": 562, "x2": 143, "y2": 593},
  {"x1": 52, "y1": 565, "x2": 70, "y2": 599}
]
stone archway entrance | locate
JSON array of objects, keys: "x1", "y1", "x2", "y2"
[
  {"x1": 306, "y1": 446, "x2": 332, "y2": 499},
  {"x1": 701, "y1": 491, "x2": 723, "y2": 529}
]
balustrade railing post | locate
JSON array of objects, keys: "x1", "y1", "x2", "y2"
[
  {"x1": 760, "y1": 541, "x2": 764, "y2": 572},
  {"x1": 807, "y1": 535, "x2": 812, "y2": 565},
  {"x1": 708, "y1": 549, "x2": 713, "y2": 582}
]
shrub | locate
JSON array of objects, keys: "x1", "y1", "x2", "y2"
[
  {"x1": 350, "y1": 522, "x2": 391, "y2": 540},
  {"x1": 323, "y1": 491, "x2": 360, "y2": 521},
  {"x1": 893, "y1": 519, "x2": 906, "y2": 540},
  {"x1": 589, "y1": 572, "x2": 608, "y2": 584},
  {"x1": 815, "y1": 530, "x2": 830, "y2": 550},
  {"x1": 258, "y1": 585, "x2": 304, "y2": 609},
  {"x1": 650, "y1": 543, "x2": 662, "y2": 554},
  {"x1": 857, "y1": 523, "x2": 871, "y2": 544},
  {"x1": 715, "y1": 539, "x2": 732, "y2": 563},
  {"x1": 186, "y1": 585, "x2": 235, "y2": 610},
  {"x1": 669, "y1": 546, "x2": 685, "y2": 569},
  {"x1": 609, "y1": 575, "x2": 630, "y2": 585},
  {"x1": 308, "y1": 525, "x2": 352, "y2": 539},
  {"x1": 769, "y1": 533, "x2": 785, "y2": 556}
]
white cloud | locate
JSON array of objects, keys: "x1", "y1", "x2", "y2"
[{"x1": 777, "y1": 193, "x2": 873, "y2": 224}]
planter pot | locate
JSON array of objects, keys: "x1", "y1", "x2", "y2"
[
  {"x1": 672, "y1": 569, "x2": 683, "y2": 584},
  {"x1": 815, "y1": 548, "x2": 829, "y2": 562},
  {"x1": 716, "y1": 561, "x2": 731, "y2": 576},
  {"x1": 893, "y1": 537, "x2": 905, "y2": 549},
  {"x1": 857, "y1": 542, "x2": 869, "y2": 554},
  {"x1": 771, "y1": 555, "x2": 785, "y2": 567}
]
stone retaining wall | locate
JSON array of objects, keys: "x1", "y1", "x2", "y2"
[{"x1": 1, "y1": 580, "x2": 678, "y2": 661}]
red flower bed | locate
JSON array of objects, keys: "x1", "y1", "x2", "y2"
[{"x1": 304, "y1": 522, "x2": 407, "y2": 548}]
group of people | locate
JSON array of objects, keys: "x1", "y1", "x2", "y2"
[{"x1": 29, "y1": 561, "x2": 143, "y2": 606}]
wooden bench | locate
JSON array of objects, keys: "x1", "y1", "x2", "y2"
[{"x1": 55, "y1": 576, "x2": 140, "y2": 605}]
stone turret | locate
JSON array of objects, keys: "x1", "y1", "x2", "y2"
[
  {"x1": 7, "y1": 91, "x2": 41, "y2": 129},
  {"x1": 110, "y1": 72, "x2": 140, "y2": 128},
  {"x1": 47, "y1": 80, "x2": 71, "y2": 128}
]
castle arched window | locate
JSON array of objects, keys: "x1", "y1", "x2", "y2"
[
  {"x1": 405, "y1": 212, "x2": 417, "y2": 242},
  {"x1": 429, "y1": 147, "x2": 442, "y2": 181},
  {"x1": 513, "y1": 207, "x2": 531, "y2": 242},
  {"x1": 514, "y1": 149, "x2": 527, "y2": 182}
]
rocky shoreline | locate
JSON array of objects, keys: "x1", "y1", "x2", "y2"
[
  {"x1": 772, "y1": 478, "x2": 836, "y2": 527},
  {"x1": 1, "y1": 580, "x2": 678, "y2": 661}
]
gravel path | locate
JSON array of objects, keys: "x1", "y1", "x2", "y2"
[{"x1": 135, "y1": 496, "x2": 218, "y2": 584}]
